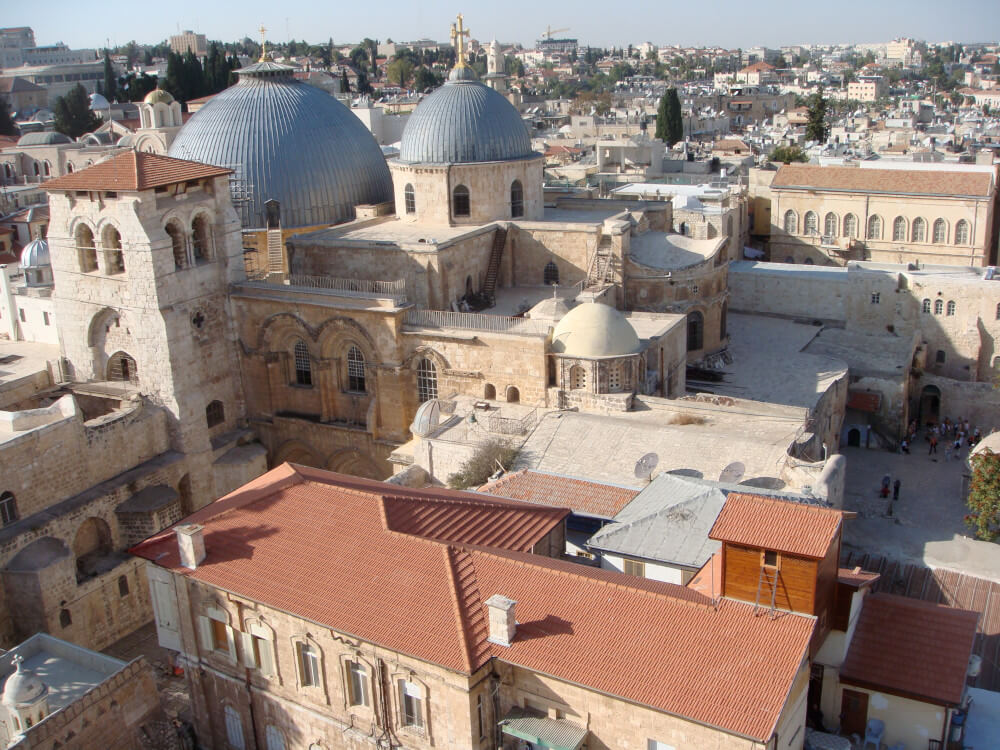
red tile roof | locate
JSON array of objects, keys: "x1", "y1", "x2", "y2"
[
  {"x1": 709, "y1": 493, "x2": 842, "y2": 559},
  {"x1": 837, "y1": 567, "x2": 880, "y2": 588},
  {"x1": 43, "y1": 151, "x2": 231, "y2": 192},
  {"x1": 840, "y1": 593, "x2": 979, "y2": 706},
  {"x1": 772, "y1": 164, "x2": 994, "y2": 198},
  {"x1": 133, "y1": 463, "x2": 814, "y2": 742},
  {"x1": 479, "y1": 469, "x2": 639, "y2": 519},
  {"x1": 739, "y1": 61, "x2": 775, "y2": 73}
]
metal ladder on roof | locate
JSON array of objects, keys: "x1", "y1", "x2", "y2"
[
  {"x1": 266, "y1": 227, "x2": 285, "y2": 273},
  {"x1": 754, "y1": 565, "x2": 779, "y2": 617}
]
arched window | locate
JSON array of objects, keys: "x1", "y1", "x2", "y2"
[
  {"x1": 484, "y1": 383, "x2": 496, "y2": 399},
  {"x1": 103, "y1": 225, "x2": 124, "y2": 274},
  {"x1": 2, "y1": 164, "x2": 11, "y2": 178},
  {"x1": 293, "y1": 340, "x2": 312, "y2": 386},
  {"x1": 933, "y1": 219, "x2": 947, "y2": 244},
  {"x1": 911, "y1": 217, "x2": 926, "y2": 243},
  {"x1": 43, "y1": 161, "x2": 51, "y2": 176},
  {"x1": 76, "y1": 225, "x2": 97, "y2": 272},
  {"x1": 59, "y1": 609, "x2": 72, "y2": 628},
  {"x1": 569, "y1": 364, "x2": 586, "y2": 390},
  {"x1": 452, "y1": 184, "x2": 470, "y2": 217},
  {"x1": 73, "y1": 517, "x2": 112, "y2": 581},
  {"x1": 265, "y1": 726, "x2": 286, "y2": 750},
  {"x1": 803, "y1": 257, "x2": 815, "y2": 265},
  {"x1": 955, "y1": 219, "x2": 970, "y2": 245},
  {"x1": 416, "y1": 358, "x2": 437, "y2": 402},
  {"x1": 165, "y1": 221, "x2": 186, "y2": 269},
  {"x1": 107, "y1": 351, "x2": 137, "y2": 383},
  {"x1": 946, "y1": 300, "x2": 956, "y2": 316},
  {"x1": 823, "y1": 212, "x2": 837, "y2": 237},
  {"x1": 32, "y1": 162, "x2": 39, "y2": 176},
  {"x1": 720, "y1": 301, "x2": 728, "y2": 340},
  {"x1": 934, "y1": 299, "x2": 944, "y2": 315},
  {"x1": 996, "y1": 302, "x2": 1000, "y2": 320},
  {"x1": 506, "y1": 386, "x2": 520, "y2": 403},
  {"x1": 843, "y1": 213, "x2": 858, "y2": 239},
  {"x1": 867, "y1": 214, "x2": 882, "y2": 240},
  {"x1": 783, "y1": 210, "x2": 797, "y2": 234},
  {"x1": 206, "y1": 400, "x2": 225, "y2": 428},
  {"x1": 404, "y1": 184, "x2": 415, "y2": 214},
  {"x1": 922, "y1": 298, "x2": 931, "y2": 313},
  {"x1": 118, "y1": 574, "x2": 129, "y2": 597},
  {"x1": 803, "y1": 211, "x2": 818, "y2": 235},
  {"x1": 224, "y1": 706, "x2": 245, "y2": 750},
  {"x1": 543, "y1": 260, "x2": 559, "y2": 286},
  {"x1": 346, "y1": 345, "x2": 366, "y2": 392},
  {"x1": 191, "y1": 215, "x2": 212, "y2": 264},
  {"x1": 0, "y1": 491, "x2": 17, "y2": 526},
  {"x1": 892, "y1": 216, "x2": 907, "y2": 242},
  {"x1": 687, "y1": 311, "x2": 704, "y2": 351},
  {"x1": 510, "y1": 180, "x2": 524, "y2": 218}
]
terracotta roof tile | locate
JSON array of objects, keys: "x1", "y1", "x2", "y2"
[
  {"x1": 479, "y1": 470, "x2": 639, "y2": 519},
  {"x1": 709, "y1": 493, "x2": 842, "y2": 558},
  {"x1": 840, "y1": 593, "x2": 979, "y2": 705},
  {"x1": 43, "y1": 151, "x2": 231, "y2": 192},
  {"x1": 772, "y1": 164, "x2": 994, "y2": 198},
  {"x1": 132, "y1": 464, "x2": 814, "y2": 741},
  {"x1": 837, "y1": 567, "x2": 880, "y2": 588}
]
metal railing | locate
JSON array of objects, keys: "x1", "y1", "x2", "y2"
[
  {"x1": 484, "y1": 407, "x2": 538, "y2": 436},
  {"x1": 404, "y1": 309, "x2": 549, "y2": 336},
  {"x1": 242, "y1": 273, "x2": 408, "y2": 302}
]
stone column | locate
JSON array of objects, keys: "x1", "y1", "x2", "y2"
[
  {"x1": 317, "y1": 360, "x2": 337, "y2": 423},
  {"x1": 264, "y1": 352, "x2": 286, "y2": 416}
]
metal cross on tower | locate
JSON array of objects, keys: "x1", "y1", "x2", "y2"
[
  {"x1": 258, "y1": 25, "x2": 268, "y2": 62},
  {"x1": 451, "y1": 14, "x2": 470, "y2": 68}
]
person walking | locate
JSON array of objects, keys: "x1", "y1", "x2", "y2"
[
  {"x1": 893, "y1": 479, "x2": 900, "y2": 501},
  {"x1": 929, "y1": 433, "x2": 938, "y2": 454},
  {"x1": 880, "y1": 474, "x2": 891, "y2": 498},
  {"x1": 900, "y1": 438, "x2": 910, "y2": 454}
]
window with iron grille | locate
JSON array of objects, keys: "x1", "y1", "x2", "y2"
[
  {"x1": 510, "y1": 180, "x2": 524, "y2": 218},
  {"x1": 0, "y1": 492, "x2": 17, "y2": 526},
  {"x1": 404, "y1": 184, "x2": 415, "y2": 214},
  {"x1": 293, "y1": 340, "x2": 312, "y2": 386},
  {"x1": 347, "y1": 346, "x2": 366, "y2": 392},
  {"x1": 452, "y1": 185, "x2": 470, "y2": 217},
  {"x1": 417, "y1": 358, "x2": 437, "y2": 402}
]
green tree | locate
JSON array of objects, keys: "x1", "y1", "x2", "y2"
[
  {"x1": 805, "y1": 87, "x2": 829, "y2": 142},
  {"x1": 386, "y1": 58, "x2": 413, "y2": 88},
  {"x1": 769, "y1": 145, "x2": 809, "y2": 163},
  {"x1": 655, "y1": 88, "x2": 682, "y2": 147},
  {"x1": 966, "y1": 449, "x2": 1000, "y2": 541},
  {"x1": 53, "y1": 83, "x2": 101, "y2": 138},
  {"x1": 412, "y1": 66, "x2": 441, "y2": 92},
  {"x1": 447, "y1": 438, "x2": 520, "y2": 489},
  {"x1": 0, "y1": 99, "x2": 17, "y2": 136},
  {"x1": 102, "y1": 52, "x2": 118, "y2": 102},
  {"x1": 341, "y1": 69, "x2": 351, "y2": 93}
]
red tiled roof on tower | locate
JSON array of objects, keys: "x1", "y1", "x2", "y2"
[
  {"x1": 132, "y1": 464, "x2": 815, "y2": 743},
  {"x1": 709, "y1": 493, "x2": 843, "y2": 558},
  {"x1": 840, "y1": 593, "x2": 979, "y2": 706},
  {"x1": 43, "y1": 151, "x2": 231, "y2": 193},
  {"x1": 479, "y1": 469, "x2": 639, "y2": 518}
]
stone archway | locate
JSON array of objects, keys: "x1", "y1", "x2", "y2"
[
  {"x1": 272, "y1": 439, "x2": 321, "y2": 469},
  {"x1": 327, "y1": 449, "x2": 380, "y2": 479},
  {"x1": 847, "y1": 428, "x2": 861, "y2": 447}
]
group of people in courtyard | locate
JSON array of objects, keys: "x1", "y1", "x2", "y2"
[{"x1": 899, "y1": 417, "x2": 982, "y2": 460}]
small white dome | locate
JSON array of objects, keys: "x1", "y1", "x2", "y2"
[
  {"x1": 89, "y1": 92, "x2": 110, "y2": 110},
  {"x1": 550, "y1": 302, "x2": 641, "y2": 358},
  {"x1": 2, "y1": 657, "x2": 48, "y2": 709},
  {"x1": 410, "y1": 399, "x2": 441, "y2": 437},
  {"x1": 19, "y1": 238, "x2": 49, "y2": 269}
]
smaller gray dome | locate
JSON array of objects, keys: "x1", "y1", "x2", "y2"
[
  {"x1": 20, "y1": 238, "x2": 49, "y2": 269},
  {"x1": 89, "y1": 92, "x2": 109, "y2": 110},
  {"x1": 410, "y1": 399, "x2": 441, "y2": 437},
  {"x1": 16, "y1": 131, "x2": 71, "y2": 147},
  {"x1": 2, "y1": 657, "x2": 48, "y2": 709}
]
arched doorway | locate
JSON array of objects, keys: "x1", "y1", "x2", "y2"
[
  {"x1": 484, "y1": 383, "x2": 496, "y2": 400},
  {"x1": 919, "y1": 385, "x2": 941, "y2": 426},
  {"x1": 73, "y1": 517, "x2": 113, "y2": 582},
  {"x1": 506, "y1": 386, "x2": 520, "y2": 403},
  {"x1": 847, "y1": 428, "x2": 861, "y2": 447}
]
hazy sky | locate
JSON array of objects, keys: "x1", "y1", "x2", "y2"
[{"x1": 15, "y1": 0, "x2": 1000, "y2": 52}]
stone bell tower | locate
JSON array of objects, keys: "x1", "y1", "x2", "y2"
[{"x1": 43, "y1": 151, "x2": 262, "y2": 509}]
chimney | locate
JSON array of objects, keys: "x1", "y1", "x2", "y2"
[
  {"x1": 485, "y1": 594, "x2": 517, "y2": 646},
  {"x1": 176, "y1": 524, "x2": 206, "y2": 569}
]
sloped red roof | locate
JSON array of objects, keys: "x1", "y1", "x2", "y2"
[
  {"x1": 840, "y1": 593, "x2": 979, "y2": 706},
  {"x1": 709, "y1": 493, "x2": 842, "y2": 559},
  {"x1": 132, "y1": 463, "x2": 814, "y2": 742},
  {"x1": 479, "y1": 469, "x2": 639, "y2": 519},
  {"x1": 739, "y1": 61, "x2": 775, "y2": 73},
  {"x1": 772, "y1": 164, "x2": 994, "y2": 198},
  {"x1": 837, "y1": 567, "x2": 880, "y2": 588},
  {"x1": 43, "y1": 151, "x2": 230, "y2": 192}
]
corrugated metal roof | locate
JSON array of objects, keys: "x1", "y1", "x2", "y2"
[
  {"x1": 398, "y1": 77, "x2": 535, "y2": 164},
  {"x1": 168, "y1": 66, "x2": 392, "y2": 229},
  {"x1": 499, "y1": 707, "x2": 587, "y2": 750}
]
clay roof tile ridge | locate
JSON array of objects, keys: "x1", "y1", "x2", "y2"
[{"x1": 442, "y1": 545, "x2": 475, "y2": 673}]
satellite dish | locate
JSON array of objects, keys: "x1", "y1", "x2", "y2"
[
  {"x1": 634, "y1": 452, "x2": 659, "y2": 481},
  {"x1": 719, "y1": 461, "x2": 746, "y2": 484}
]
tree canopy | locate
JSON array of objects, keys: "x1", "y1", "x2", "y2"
[
  {"x1": 0, "y1": 99, "x2": 17, "y2": 137},
  {"x1": 53, "y1": 83, "x2": 102, "y2": 138},
  {"x1": 655, "y1": 88, "x2": 682, "y2": 147},
  {"x1": 769, "y1": 145, "x2": 809, "y2": 163},
  {"x1": 805, "y1": 87, "x2": 829, "y2": 143},
  {"x1": 447, "y1": 438, "x2": 520, "y2": 489},
  {"x1": 102, "y1": 52, "x2": 118, "y2": 102},
  {"x1": 966, "y1": 449, "x2": 1000, "y2": 542}
]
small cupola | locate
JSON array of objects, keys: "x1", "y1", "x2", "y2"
[{"x1": 2, "y1": 653, "x2": 50, "y2": 733}]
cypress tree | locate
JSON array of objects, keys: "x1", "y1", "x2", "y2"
[
  {"x1": 103, "y1": 52, "x2": 118, "y2": 102},
  {"x1": 0, "y1": 99, "x2": 17, "y2": 136},
  {"x1": 53, "y1": 83, "x2": 101, "y2": 138}
]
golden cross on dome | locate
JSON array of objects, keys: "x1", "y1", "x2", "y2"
[
  {"x1": 450, "y1": 13, "x2": 470, "y2": 68},
  {"x1": 258, "y1": 25, "x2": 269, "y2": 62}
]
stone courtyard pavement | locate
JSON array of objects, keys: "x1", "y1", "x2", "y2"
[
  {"x1": 103, "y1": 621, "x2": 192, "y2": 722},
  {"x1": 841, "y1": 445, "x2": 1000, "y2": 583}
]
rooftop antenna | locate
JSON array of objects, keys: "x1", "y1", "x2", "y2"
[
  {"x1": 633, "y1": 452, "x2": 659, "y2": 483},
  {"x1": 718, "y1": 461, "x2": 745, "y2": 484}
]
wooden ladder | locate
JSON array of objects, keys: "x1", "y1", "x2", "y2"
[
  {"x1": 266, "y1": 227, "x2": 284, "y2": 273},
  {"x1": 482, "y1": 227, "x2": 507, "y2": 305},
  {"x1": 586, "y1": 234, "x2": 614, "y2": 288},
  {"x1": 754, "y1": 566, "x2": 779, "y2": 616}
]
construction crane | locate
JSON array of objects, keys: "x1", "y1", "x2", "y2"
[{"x1": 541, "y1": 26, "x2": 570, "y2": 40}]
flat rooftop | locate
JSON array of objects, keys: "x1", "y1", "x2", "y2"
[
  {"x1": 629, "y1": 232, "x2": 724, "y2": 271},
  {"x1": 291, "y1": 216, "x2": 491, "y2": 250},
  {"x1": 804, "y1": 327, "x2": 914, "y2": 379},
  {"x1": 693, "y1": 314, "x2": 848, "y2": 410},
  {"x1": 0, "y1": 340, "x2": 58, "y2": 390},
  {"x1": 532, "y1": 206, "x2": 626, "y2": 224},
  {"x1": 514, "y1": 402, "x2": 803, "y2": 489}
]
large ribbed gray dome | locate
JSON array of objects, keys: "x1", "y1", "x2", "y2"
[
  {"x1": 168, "y1": 62, "x2": 392, "y2": 229},
  {"x1": 399, "y1": 72, "x2": 533, "y2": 164}
]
